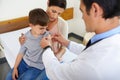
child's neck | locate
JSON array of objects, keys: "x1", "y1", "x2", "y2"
[{"x1": 30, "y1": 30, "x2": 39, "y2": 38}]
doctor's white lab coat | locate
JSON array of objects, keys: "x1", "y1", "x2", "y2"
[{"x1": 42, "y1": 34, "x2": 120, "y2": 80}]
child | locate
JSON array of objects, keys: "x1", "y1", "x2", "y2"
[{"x1": 6, "y1": 8, "x2": 49, "y2": 80}]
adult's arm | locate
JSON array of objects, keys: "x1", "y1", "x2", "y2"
[
  {"x1": 58, "y1": 17, "x2": 68, "y2": 39},
  {"x1": 42, "y1": 47, "x2": 98, "y2": 80},
  {"x1": 54, "y1": 33, "x2": 85, "y2": 55},
  {"x1": 60, "y1": 20, "x2": 68, "y2": 39},
  {"x1": 67, "y1": 41, "x2": 85, "y2": 55}
]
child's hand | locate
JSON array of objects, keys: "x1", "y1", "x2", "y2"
[{"x1": 12, "y1": 68, "x2": 18, "y2": 80}]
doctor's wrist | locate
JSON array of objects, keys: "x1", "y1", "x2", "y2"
[{"x1": 43, "y1": 45, "x2": 52, "y2": 50}]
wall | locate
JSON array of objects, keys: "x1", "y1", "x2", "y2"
[
  {"x1": 0, "y1": 0, "x2": 86, "y2": 37},
  {"x1": 67, "y1": 0, "x2": 86, "y2": 36},
  {"x1": 0, "y1": 0, "x2": 47, "y2": 21}
]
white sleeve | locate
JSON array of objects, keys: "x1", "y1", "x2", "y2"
[
  {"x1": 58, "y1": 17, "x2": 68, "y2": 39},
  {"x1": 42, "y1": 48, "x2": 98, "y2": 80},
  {"x1": 42, "y1": 48, "x2": 64, "y2": 80},
  {"x1": 68, "y1": 41, "x2": 85, "y2": 55},
  {"x1": 61, "y1": 21, "x2": 68, "y2": 39}
]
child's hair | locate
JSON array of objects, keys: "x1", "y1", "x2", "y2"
[{"x1": 29, "y1": 8, "x2": 49, "y2": 26}]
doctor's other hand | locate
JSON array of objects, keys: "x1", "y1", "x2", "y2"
[
  {"x1": 40, "y1": 35, "x2": 52, "y2": 49},
  {"x1": 19, "y1": 33, "x2": 26, "y2": 45},
  {"x1": 53, "y1": 33, "x2": 70, "y2": 47}
]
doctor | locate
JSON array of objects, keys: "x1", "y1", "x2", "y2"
[{"x1": 40, "y1": 0, "x2": 120, "y2": 80}]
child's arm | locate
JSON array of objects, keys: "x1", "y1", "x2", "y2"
[{"x1": 12, "y1": 53, "x2": 24, "y2": 80}]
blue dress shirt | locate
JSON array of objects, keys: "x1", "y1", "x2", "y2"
[{"x1": 91, "y1": 25, "x2": 120, "y2": 44}]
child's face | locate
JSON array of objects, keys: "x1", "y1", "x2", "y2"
[{"x1": 31, "y1": 24, "x2": 47, "y2": 35}]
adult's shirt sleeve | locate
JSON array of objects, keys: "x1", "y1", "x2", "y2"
[
  {"x1": 58, "y1": 17, "x2": 68, "y2": 39},
  {"x1": 42, "y1": 47, "x2": 98, "y2": 80},
  {"x1": 61, "y1": 21, "x2": 68, "y2": 39},
  {"x1": 67, "y1": 41, "x2": 85, "y2": 55}
]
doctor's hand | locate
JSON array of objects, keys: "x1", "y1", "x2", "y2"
[
  {"x1": 40, "y1": 35, "x2": 52, "y2": 49},
  {"x1": 53, "y1": 33, "x2": 70, "y2": 47},
  {"x1": 19, "y1": 33, "x2": 26, "y2": 45}
]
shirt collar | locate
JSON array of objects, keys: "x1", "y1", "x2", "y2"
[{"x1": 91, "y1": 25, "x2": 120, "y2": 44}]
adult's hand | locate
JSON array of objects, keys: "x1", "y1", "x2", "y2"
[
  {"x1": 53, "y1": 33, "x2": 70, "y2": 47},
  {"x1": 40, "y1": 35, "x2": 52, "y2": 49},
  {"x1": 19, "y1": 33, "x2": 26, "y2": 45}
]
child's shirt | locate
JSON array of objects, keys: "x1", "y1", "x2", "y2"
[{"x1": 19, "y1": 30, "x2": 49, "y2": 70}]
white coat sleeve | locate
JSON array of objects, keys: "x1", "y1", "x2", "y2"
[
  {"x1": 42, "y1": 48, "x2": 99, "y2": 80},
  {"x1": 68, "y1": 41, "x2": 85, "y2": 55}
]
